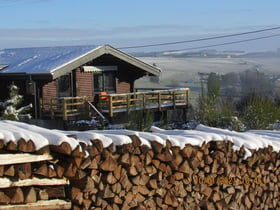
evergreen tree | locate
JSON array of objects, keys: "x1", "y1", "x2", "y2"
[
  {"x1": 195, "y1": 73, "x2": 244, "y2": 131},
  {"x1": 0, "y1": 84, "x2": 32, "y2": 120},
  {"x1": 243, "y1": 94, "x2": 280, "y2": 129}
]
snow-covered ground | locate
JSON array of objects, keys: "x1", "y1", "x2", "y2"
[{"x1": 0, "y1": 120, "x2": 280, "y2": 159}]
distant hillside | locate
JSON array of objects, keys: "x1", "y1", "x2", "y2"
[{"x1": 132, "y1": 49, "x2": 280, "y2": 58}]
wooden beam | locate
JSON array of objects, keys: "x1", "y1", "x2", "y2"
[
  {"x1": 0, "y1": 177, "x2": 69, "y2": 188},
  {"x1": 0, "y1": 199, "x2": 71, "y2": 210},
  {"x1": 0, "y1": 154, "x2": 53, "y2": 166}
]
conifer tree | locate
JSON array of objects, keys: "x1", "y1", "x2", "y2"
[{"x1": 0, "y1": 84, "x2": 32, "y2": 120}]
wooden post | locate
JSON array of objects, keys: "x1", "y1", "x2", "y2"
[
  {"x1": 39, "y1": 98, "x2": 43, "y2": 119},
  {"x1": 51, "y1": 98, "x2": 55, "y2": 120},
  {"x1": 143, "y1": 93, "x2": 146, "y2": 110},
  {"x1": 186, "y1": 89, "x2": 190, "y2": 108},
  {"x1": 63, "y1": 99, "x2": 67, "y2": 121},
  {"x1": 158, "y1": 92, "x2": 162, "y2": 111},
  {"x1": 172, "y1": 91, "x2": 176, "y2": 109},
  {"x1": 127, "y1": 94, "x2": 130, "y2": 114},
  {"x1": 109, "y1": 95, "x2": 113, "y2": 118}
]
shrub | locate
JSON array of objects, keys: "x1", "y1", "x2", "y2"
[
  {"x1": 125, "y1": 108, "x2": 154, "y2": 131},
  {"x1": 243, "y1": 94, "x2": 280, "y2": 129}
]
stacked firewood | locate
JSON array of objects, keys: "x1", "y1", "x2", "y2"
[
  {"x1": 0, "y1": 135, "x2": 279, "y2": 209},
  {"x1": 67, "y1": 136, "x2": 279, "y2": 209},
  {"x1": 0, "y1": 137, "x2": 87, "y2": 209}
]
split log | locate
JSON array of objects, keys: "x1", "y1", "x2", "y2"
[
  {"x1": 151, "y1": 141, "x2": 163, "y2": 154},
  {"x1": 106, "y1": 172, "x2": 117, "y2": 185},
  {"x1": 5, "y1": 187, "x2": 24, "y2": 204},
  {"x1": 45, "y1": 186, "x2": 66, "y2": 199},
  {"x1": 70, "y1": 187, "x2": 83, "y2": 205},
  {"x1": 103, "y1": 184, "x2": 114, "y2": 199},
  {"x1": 23, "y1": 187, "x2": 37, "y2": 203},
  {"x1": 48, "y1": 165, "x2": 57, "y2": 178},
  {"x1": 15, "y1": 163, "x2": 31, "y2": 180},
  {"x1": 37, "y1": 189, "x2": 49, "y2": 200},
  {"x1": 50, "y1": 142, "x2": 72, "y2": 155},
  {"x1": 15, "y1": 139, "x2": 36, "y2": 153},
  {"x1": 17, "y1": 138, "x2": 28, "y2": 152},
  {"x1": 33, "y1": 163, "x2": 48, "y2": 177},
  {"x1": 6, "y1": 141, "x2": 17, "y2": 151},
  {"x1": 63, "y1": 163, "x2": 77, "y2": 178},
  {"x1": 100, "y1": 156, "x2": 118, "y2": 172},
  {"x1": 4, "y1": 165, "x2": 15, "y2": 177},
  {"x1": 0, "y1": 166, "x2": 4, "y2": 177},
  {"x1": 0, "y1": 191, "x2": 10, "y2": 204}
]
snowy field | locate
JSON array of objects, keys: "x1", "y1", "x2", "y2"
[
  {"x1": 136, "y1": 56, "x2": 280, "y2": 104},
  {"x1": 0, "y1": 120, "x2": 280, "y2": 159}
]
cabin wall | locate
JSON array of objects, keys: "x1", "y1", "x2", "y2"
[
  {"x1": 75, "y1": 68, "x2": 94, "y2": 101},
  {"x1": 116, "y1": 79, "x2": 131, "y2": 94},
  {"x1": 42, "y1": 80, "x2": 57, "y2": 99},
  {"x1": 41, "y1": 68, "x2": 135, "y2": 111}
]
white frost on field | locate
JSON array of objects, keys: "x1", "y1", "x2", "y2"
[{"x1": 0, "y1": 121, "x2": 280, "y2": 158}]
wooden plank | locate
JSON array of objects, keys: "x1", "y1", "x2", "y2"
[
  {"x1": 0, "y1": 177, "x2": 69, "y2": 188},
  {"x1": 0, "y1": 199, "x2": 71, "y2": 210},
  {"x1": 0, "y1": 154, "x2": 53, "y2": 166}
]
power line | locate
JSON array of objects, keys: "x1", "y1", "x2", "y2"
[
  {"x1": 118, "y1": 26, "x2": 280, "y2": 50},
  {"x1": 166, "y1": 33, "x2": 280, "y2": 52}
]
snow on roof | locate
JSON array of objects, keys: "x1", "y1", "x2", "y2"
[
  {"x1": 0, "y1": 45, "x2": 161, "y2": 79},
  {"x1": 0, "y1": 120, "x2": 280, "y2": 158},
  {"x1": 0, "y1": 45, "x2": 97, "y2": 74}
]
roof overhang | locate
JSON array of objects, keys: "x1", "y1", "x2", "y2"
[
  {"x1": 0, "y1": 73, "x2": 52, "y2": 81},
  {"x1": 50, "y1": 45, "x2": 161, "y2": 79},
  {"x1": 0, "y1": 65, "x2": 8, "y2": 71}
]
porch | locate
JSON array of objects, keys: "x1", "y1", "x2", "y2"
[{"x1": 39, "y1": 88, "x2": 190, "y2": 121}]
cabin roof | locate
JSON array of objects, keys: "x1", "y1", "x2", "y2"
[{"x1": 0, "y1": 45, "x2": 161, "y2": 79}]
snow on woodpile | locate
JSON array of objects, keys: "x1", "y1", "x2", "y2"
[
  {"x1": 0, "y1": 120, "x2": 280, "y2": 157},
  {"x1": 0, "y1": 120, "x2": 280, "y2": 209}
]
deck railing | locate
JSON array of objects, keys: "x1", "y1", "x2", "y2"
[
  {"x1": 99, "y1": 88, "x2": 190, "y2": 117},
  {"x1": 40, "y1": 88, "x2": 190, "y2": 120},
  {"x1": 40, "y1": 96, "x2": 88, "y2": 120}
]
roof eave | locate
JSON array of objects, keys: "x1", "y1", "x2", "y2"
[
  {"x1": 103, "y1": 45, "x2": 161, "y2": 76},
  {"x1": 50, "y1": 46, "x2": 105, "y2": 79},
  {"x1": 50, "y1": 45, "x2": 161, "y2": 79}
]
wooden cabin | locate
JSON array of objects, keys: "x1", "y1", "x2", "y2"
[{"x1": 0, "y1": 45, "x2": 189, "y2": 123}]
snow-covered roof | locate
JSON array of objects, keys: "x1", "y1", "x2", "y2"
[
  {"x1": 0, "y1": 120, "x2": 279, "y2": 159},
  {"x1": 0, "y1": 45, "x2": 161, "y2": 79},
  {"x1": 0, "y1": 45, "x2": 96, "y2": 76}
]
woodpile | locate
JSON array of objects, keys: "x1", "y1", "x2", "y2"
[
  {"x1": 0, "y1": 134, "x2": 279, "y2": 209},
  {"x1": 0, "y1": 153, "x2": 71, "y2": 209}
]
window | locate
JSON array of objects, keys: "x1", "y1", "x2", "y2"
[
  {"x1": 57, "y1": 74, "x2": 71, "y2": 97},
  {"x1": 93, "y1": 72, "x2": 115, "y2": 93}
]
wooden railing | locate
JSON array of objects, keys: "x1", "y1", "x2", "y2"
[
  {"x1": 39, "y1": 88, "x2": 190, "y2": 120},
  {"x1": 99, "y1": 88, "x2": 190, "y2": 117},
  {"x1": 40, "y1": 97, "x2": 88, "y2": 120}
]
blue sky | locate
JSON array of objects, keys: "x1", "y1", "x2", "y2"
[{"x1": 0, "y1": 0, "x2": 280, "y2": 52}]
